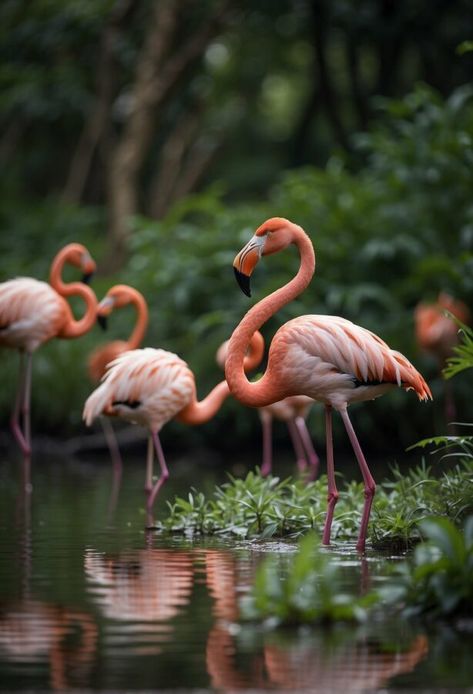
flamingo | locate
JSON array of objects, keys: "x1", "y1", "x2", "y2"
[
  {"x1": 83, "y1": 332, "x2": 264, "y2": 516},
  {"x1": 225, "y1": 217, "x2": 432, "y2": 552},
  {"x1": 415, "y1": 292, "x2": 470, "y2": 424},
  {"x1": 0, "y1": 243, "x2": 97, "y2": 457},
  {"x1": 216, "y1": 341, "x2": 319, "y2": 477},
  {"x1": 87, "y1": 284, "x2": 148, "y2": 466}
]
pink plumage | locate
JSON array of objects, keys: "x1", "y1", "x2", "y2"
[{"x1": 84, "y1": 348, "x2": 196, "y2": 432}]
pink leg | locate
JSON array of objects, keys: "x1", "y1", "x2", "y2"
[
  {"x1": 259, "y1": 412, "x2": 273, "y2": 477},
  {"x1": 147, "y1": 431, "x2": 169, "y2": 511},
  {"x1": 339, "y1": 407, "x2": 376, "y2": 553},
  {"x1": 144, "y1": 435, "x2": 154, "y2": 492},
  {"x1": 286, "y1": 419, "x2": 308, "y2": 472},
  {"x1": 10, "y1": 352, "x2": 31, "y2": 456},
  {"x1": 22, "y1": 352, "x2": 33, "y2": 456},
  {"x1": 101, "y1": 417, "x2": 123, "y2": 473},
  {"x1": 294, "y1": 416, "x2": 320, "y2": 479},
  {"x1": 322, "y1": 405, "x2": 338, "y2": 545}
]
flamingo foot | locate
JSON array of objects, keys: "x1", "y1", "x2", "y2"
[
  {"x1": 260, "y1": 462, "x2": 271, "y2": 477},
  {"x1": 322, "y1": 491, "x2": 339, "y2": 545}
]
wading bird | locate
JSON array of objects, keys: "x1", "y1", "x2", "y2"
[
  {"x1": 216, "y1": 341, "x2": 319, "y2": 477},
  {"x1": 0, "y1": 244, "x2": 97, "y2": 456},
  {"x1": 225, "y1": 217, "x2": 431, "y2": 552},
  {"x1": 83, "y1": 333, "x2": 264, "y2": 517},
  {"x1": 88, "y1": 285, "x2": 149, "y2": 466},
  {"x1": 415, "y1": 292, "x2": 470, "y2": 424}
]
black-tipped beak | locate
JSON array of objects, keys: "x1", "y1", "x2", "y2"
[
  {"x1": 82, "y1": 272, "x2": 94, "y2": 285},
  {"x1": 234, "y1": 267, "x2": 251, "y2": 297},
  {"x1": 97, "y1": 314, "x2": 108, "y2": 331}
]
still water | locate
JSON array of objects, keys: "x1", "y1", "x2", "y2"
[{"x1": 1, "y1": 448, "x2": 473, "y2": 691}]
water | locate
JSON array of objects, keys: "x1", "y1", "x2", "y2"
[{"x1": 1, "y1": 449, "x2": 473, "y2": 691}]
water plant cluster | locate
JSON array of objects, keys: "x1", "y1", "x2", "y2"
[
  {"x1": 157, "y1": 459, "x2": 473, "y2": 551},
  {"x1": 241, "y1": 516, "x2": 473, "y2": 627}
]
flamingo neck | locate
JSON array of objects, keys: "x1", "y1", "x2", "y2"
[
  {"x1": 49, "y1": 251, "x2": 97, "y2": 339},
  {"x1": 126, "y1": 291, "x2": 149, "y2": 349},
  {"x1": 176, "y1": 381, "x2": 230, "y2": 425},
  {"x1": 225, "y1": 227, "x2": 315, "y2": 407}
]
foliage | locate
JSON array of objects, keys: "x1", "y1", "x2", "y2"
[
  {"x1": 383, "y1": 516, "x2": 473, "y2": 618},
  {"x1": 156, "y1": 460, "x2": 473, "y2": 552},
  {"x1": 2, "y1": 84, "x2": 473, "y2": 445},
  {"x1": 240, "y1": 532, "x2": 377, "y2": 626},
  {"x1": 444, "y1": 320, "x2": 473, "y2": 379}
]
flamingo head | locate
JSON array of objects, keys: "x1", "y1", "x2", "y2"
[
  {"x1": 96, "y1": 284, "x2": 135, "y2": 330},
  {"x1": 233, "y1": 217, "x2": 299, "y2": 296},
  {"x1": 63, "y1": 243, "x2": 96, "y2": 284}
]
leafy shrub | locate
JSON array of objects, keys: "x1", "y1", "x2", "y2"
[
  {"x1": 384, "y1": 516, "x2": 473, "y2": 617},
  {"x1": 240, "y1": 532, "x2": 377, "y2": 626}
]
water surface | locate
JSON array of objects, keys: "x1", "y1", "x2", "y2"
[{"x1": 1, "y1": 450, "x2": 472, "y2": 691}]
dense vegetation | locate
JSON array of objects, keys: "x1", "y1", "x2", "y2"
[{"x1": 1, "y1": 2, "x2": 473, "y2": 455}]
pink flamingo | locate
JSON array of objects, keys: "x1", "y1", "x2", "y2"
[
  {"x1": 87, "y1": 284, "x2": 148, "y2": 466},
  {"x1": 415, "y1": 292, "x2": 470, "y2": 424},
  {"x1": 83, "y1": 333, "x2": 264, "y2": 516},
  {"x1": 225, "y1": 217, "x2": 432, "y2": 552},
  {"x1": 0, "y1": 244, "x2": 97, "y2": 456},
  {"x1": 216, "y1": 341, "x2": 319, "y2": 477}
]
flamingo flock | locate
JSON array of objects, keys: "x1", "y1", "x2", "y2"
[{"x1": 1, "y1": 216, "x2": 452, "y2": 551}]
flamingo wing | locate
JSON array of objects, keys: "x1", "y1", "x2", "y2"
[
  {"x1": 83, "y1": 348, "x2": 195, "y2": 430},
  {"x1": 272, "y1": 315, "x2": 431, "y2": 404}
]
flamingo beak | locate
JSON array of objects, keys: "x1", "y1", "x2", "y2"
[
  {"x1": 81, "y1": 253, "x2": 96, "y2": 284},
  {"x1": 96, "y1": 296, "x2": 114, "y2": 330},
  {"x1": 232, "y1": 234, "x2": 266, "y2": 298},
  {"x1": 81, "y1": 272, "x2": 94, "y2": 285},
  {"x1": 97, "y1": 314, "x2": 108, "y2": 331}
]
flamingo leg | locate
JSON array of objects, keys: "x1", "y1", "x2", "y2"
[
  {"x1": 259, "y1": 412, "x2": 273, "y2": 477},
  {"x1": 322, "y1": 405, "x2": 338, "y2": 545},
  {"x1": 101, "y1": 417, "x2": 123, "y2": 474},
  {"x1": 286, "y1": 419, "x2": 308, "y2": 472},
  {"x1": 10, "y1": 351, "x2": 32, "y2": 456},
  {"x1": 21, "y1": 352, "x2": 33, "y2": 456},
  {"x1": 144, "y1": 435, "x2": 154, "y2": 492},
  {"x1": 339, "y1": 407, "x2": 376, "y2": 553},
  {"x1": 294, "y1": 415, "x2": 320, "y2": 479},
  {"x1": 147, "y1": 431, "x2": 169, "y2": 511}
]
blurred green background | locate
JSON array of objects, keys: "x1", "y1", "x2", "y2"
[{"x1": 1, "y1": 0, "x2": 473, "y2": 457}]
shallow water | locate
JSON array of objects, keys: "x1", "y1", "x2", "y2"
[{"x1": 1, "y1": 448, "x2": 473, "y2": 692}]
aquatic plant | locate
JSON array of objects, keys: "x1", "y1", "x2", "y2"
[
  {"x1": 156, "y1": 460, "x2": 473, "y2": 551},
  {"x1": 383, "y1": 516, "x2": 473, "y2": 618},
  {"x1": 240, "y1": 533, "x2": 378, "y2": 626}
]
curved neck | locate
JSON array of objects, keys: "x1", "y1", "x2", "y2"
[
  {"x1": 225, "y1": 228, "x2": 315, "y2": 407},
  {"x1": 176, "y1": 381, "x2": 230, "y2": 425},
  {"x1": 49, "y1": 251, "x2": 97, "y2": 339},
  {"x1": 126, "y1": 290, "x2": 149, "y2": 349},
  {"x1": 58, "y1": 284, "x2": 98, "y2": 338}
]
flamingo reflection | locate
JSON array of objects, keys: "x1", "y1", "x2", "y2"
[
  {"x1": 0, "y1": 600, "x2": 97, "y2": 690},
  {"x1": 204, "y1": 548, "x2": 428, "y2": 691},
  {"x1": 85, "y1": 547, "x2": 194, "y2": 655}
]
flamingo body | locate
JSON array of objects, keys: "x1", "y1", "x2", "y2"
[
  {"x1": 415, "y1": 292, "x2": 470, "y2": 366},
  {"x1": 84, "y1": 348, "x2": 195, "y2": 432},
  {"x1": 267, "y1": 314, "x2": 431, "y2": 409},
  {"x1": 0, "y1": 278, "x2": 71, "y2": 351}
]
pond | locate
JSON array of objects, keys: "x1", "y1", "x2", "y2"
[{"x1": 1, "y1": 448, "x2": 473, "y2": 692}]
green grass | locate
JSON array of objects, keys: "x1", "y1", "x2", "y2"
[{"x1": 155, "y1": 459, "x2": 473, "y2": 551}]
